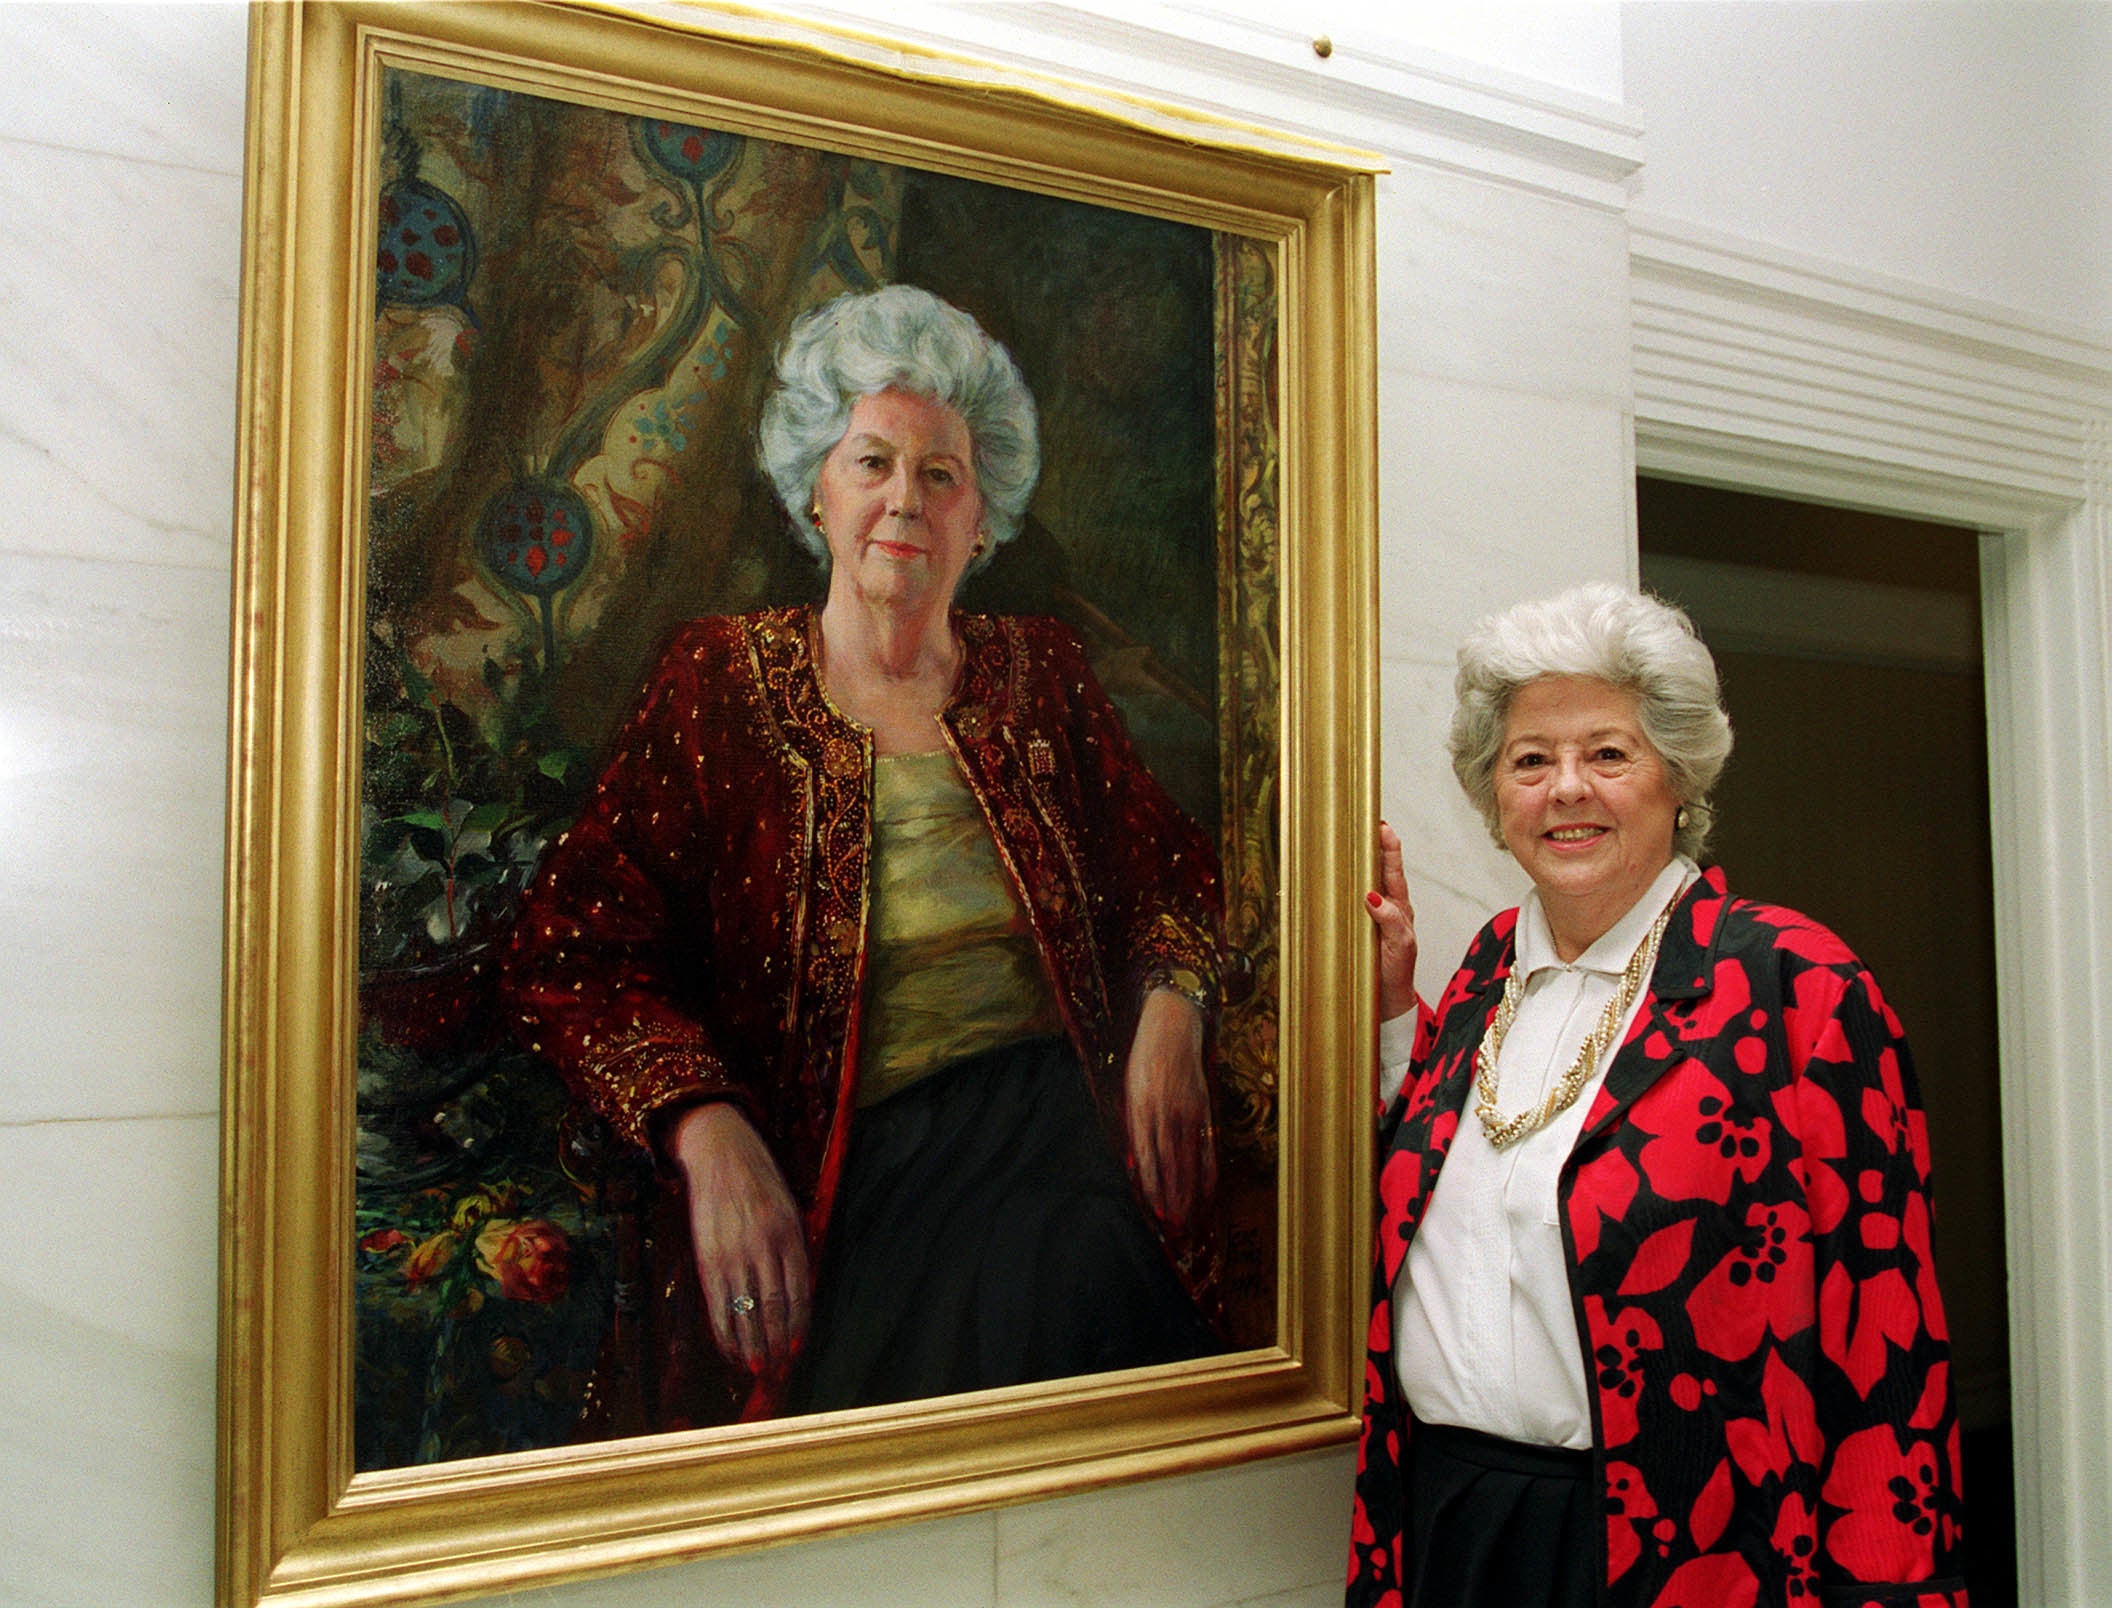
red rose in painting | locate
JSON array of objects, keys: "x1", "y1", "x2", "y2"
[
  {"x1": 1686, "y1": 1200, "x2": 1814, "y2": 1360},
  {"x1": 1633, "y1": 1066, "x2": 1772, "y2": 1204},
  {"x1": 1821, "y1": 1425, "x2": 1944, "y2": 1583},
  {"x1": 474, "y1": 1217, "x2": 573, "y2": 1303}
]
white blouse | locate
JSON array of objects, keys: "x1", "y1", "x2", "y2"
[{"x1": 1378, "y1": 856, "x2": 1698, "y2": 1449}]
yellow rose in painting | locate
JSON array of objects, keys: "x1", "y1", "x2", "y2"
[
  {"x1": 401, "y1": 1229, "x2": 460, "y2": 1289},
  {"x1": 450, "y1": 1182, "x2": 525, "y2": 1233},
  {"x1": 473, "y1": 1218, "x2": 572, "y2": 1304}
]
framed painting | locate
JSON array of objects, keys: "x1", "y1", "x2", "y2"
[{"x1": 218, "y1": 3, "x2": 1378, "y2": 1604}]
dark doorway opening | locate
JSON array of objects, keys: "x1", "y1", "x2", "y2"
[{"x1": 1638, "y1": 476, "x2": 2015, "y2": 1606}]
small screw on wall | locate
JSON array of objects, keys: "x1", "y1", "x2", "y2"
[{"x1": 1312, "y1": 36, "x2": 1334, "y2": 59}]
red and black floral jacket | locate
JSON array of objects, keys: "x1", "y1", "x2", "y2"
[
  {"x1": 1348, "y1": 867, "x2": 1966, "y2": 1608},
  {"x1": 503, "y1": 607, "x2": 1220, "y2": 1428}
]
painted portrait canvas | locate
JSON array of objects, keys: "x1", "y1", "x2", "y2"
[
  {"x1": 218, "y1": 7, "x2": 1374, "y2": 1599},
  {"x1": 350, "y1": 63, "x2": 1284, "y2": 1470}
]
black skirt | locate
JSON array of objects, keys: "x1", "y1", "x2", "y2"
[
  {"x1": 786, "y1": 1036, "x2": 1221, "y2": 1412},
  {"x1": 1403, "y1": 1421, "x2": 1598, "y2": 1608}
]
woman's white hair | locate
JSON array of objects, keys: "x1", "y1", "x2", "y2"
[
  {"x1": 756, "y1": 284, "x2": 1040, "y2": 578},
  {"x1": 1448, "y1": 582, "x2": 1734, "y2": 859}
]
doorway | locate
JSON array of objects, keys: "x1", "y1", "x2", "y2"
[{"x1": 1637, "y1": 476, "x2": 2015, "y2": 1605}]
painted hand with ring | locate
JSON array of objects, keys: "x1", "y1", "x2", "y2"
[{"x1": 668, "y1": 1101, "x2": 812, "y2": 1377}]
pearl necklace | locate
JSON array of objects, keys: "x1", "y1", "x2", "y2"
[{"x1": 1471, "y1": 900, "x2": 1676, "y2": 1150}]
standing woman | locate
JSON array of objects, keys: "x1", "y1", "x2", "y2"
[{"x1": 1348, "y1": 584, "x2": 1965, "y2": 1607}]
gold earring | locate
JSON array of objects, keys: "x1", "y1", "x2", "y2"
[
  {"x1": 972, "y1": 530, "x2": 989, "y2": 559},
  {"x1": 1675, "y1": 804, "x2": 1691, "y2": 831},
  {"x1": 808, "y1": 504, "x2": 826, "y2": 537}
]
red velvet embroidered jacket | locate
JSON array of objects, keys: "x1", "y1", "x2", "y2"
[
  {"x1": 1348, "y1": 868, "x2": 1966, "y2": 1608},
  {"x1": 503, "y1": 607, "x2": 1220, "y2": 1426}
]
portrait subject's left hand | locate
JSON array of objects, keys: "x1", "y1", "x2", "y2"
[{"x1": 1125, "y1": 990, "x2": 1216, "y2": 1235}]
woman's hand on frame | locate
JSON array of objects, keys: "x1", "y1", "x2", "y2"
[
  {"x1": 669, "y1": 1101, "x2": 812, "y2": 1378},
  {"x1": 1125, "y1": 989, "x2": 1216, "y2": 1235},
  {"x1": 1368, "y1": 820, "x2": 1419, "y2": 1022}
]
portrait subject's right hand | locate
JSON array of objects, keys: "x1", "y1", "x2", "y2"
[
  {"x1": 1367, "y1": 820, "x2": 1419, "y2": 1023},
  {"x1": 669, "y1": 1102, "x2": 812, "y2": 1378}
]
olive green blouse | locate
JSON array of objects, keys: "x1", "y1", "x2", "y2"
[{"x1": 856, "y1": 751, "x2": 1061, "y2": 1106}]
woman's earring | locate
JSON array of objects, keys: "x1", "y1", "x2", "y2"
[
  {"x1": 1675, "y1": 804, "x2": 1691, "y2": 832},
  {"x1": 808, "y1": 504, "x2": 826, "y2": 537},
  {"x1": 972, "y1": 529, "x2": 989, "y2": 559}
]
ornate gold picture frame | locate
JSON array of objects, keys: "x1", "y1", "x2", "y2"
[{"x1": 219, "y1": 3, "x2": 1377, "y2": 1603}]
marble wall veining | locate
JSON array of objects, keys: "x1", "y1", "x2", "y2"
[
  {"x1": 0, "y1": 8, "x2": 247, "y2": 1606},
  {"x1": 0, "y1": 5, "x2": 1629, "y2": 1605},
  {"x1": 1370, "y1": 156, "x2": 1634, "y2": 992}
]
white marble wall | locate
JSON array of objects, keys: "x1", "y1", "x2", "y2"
[
  {"x1": 1372, "y1": 159, "x2": 1635, "y2": 980},
  {"x1": 0, "y1": 5, "x2": 249, "y2": 1606},
  {"x1": 0, "y1": 5, "x2": 1631, "y2": 1605}
]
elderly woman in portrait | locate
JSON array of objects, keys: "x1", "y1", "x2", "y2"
[
  {"x1": 1348, "y1": 584, "x2": 1965, "y2": 1608},
  {"x1": 504, "y1": 284, "x2": 1223, "y2": 1430}
]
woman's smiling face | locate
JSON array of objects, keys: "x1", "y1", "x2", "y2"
[
  {"x1": 813, "y1": 388, "x2": 985, "y2": 610},
  {"x1": 1494, "y1": 674, "x2": 1682, "y2": 956}
]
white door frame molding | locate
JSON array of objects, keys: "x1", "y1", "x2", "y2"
[{"x1": 1632, "y1": 210, "x2": 2112, "y2": 1608}]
